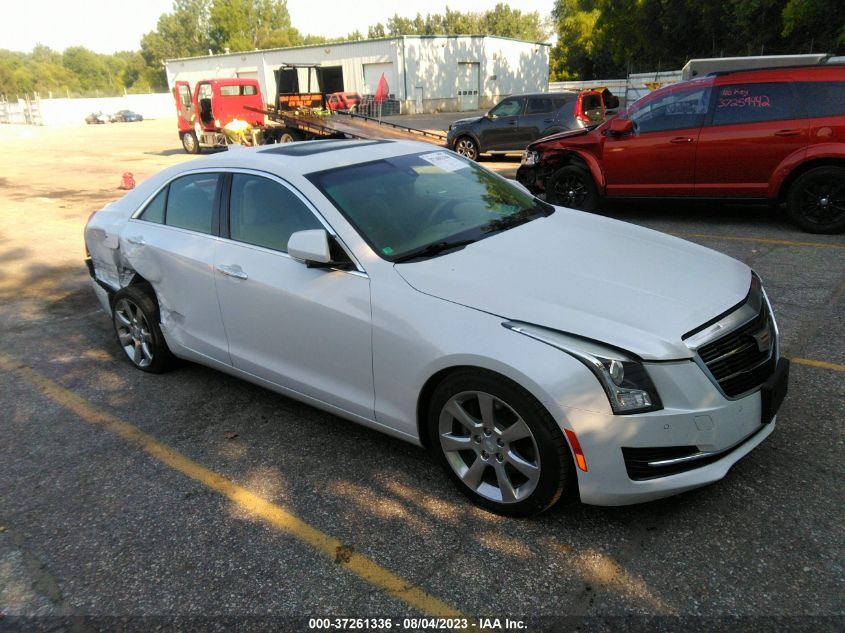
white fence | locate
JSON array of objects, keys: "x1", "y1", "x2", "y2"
[
  {"x1": 550, "y1": 70, "x2": 683, "y2": 108},
  {"x1": 1, "y1": 93, "x2": 175, "y2": 126}
]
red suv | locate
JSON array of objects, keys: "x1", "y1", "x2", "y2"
[{"x1": 516, "y1": 64, "x2": 845, "y2": 233}]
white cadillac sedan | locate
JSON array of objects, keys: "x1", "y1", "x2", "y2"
[{"x1": 84, "y1": 140, "x2": 789, "y2": 516}]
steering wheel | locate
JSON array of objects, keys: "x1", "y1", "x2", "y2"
[{"x1": 424, "y1": 198, "x2": 460, "y2": 226}]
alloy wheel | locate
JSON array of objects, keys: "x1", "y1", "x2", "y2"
[
  {"x1": 553, "y1": 174, "x2": 589, "y2": 207},
  {"x1": 113, "y1": 298, "x2": 154, "y2": 368},
  {"x1": 798, "y1": 178, "x2": 845, "y2": 227},
  {"x1": 438, "y1": 390, "x2": 541, "y2": 504},
  {"x1": 454, "y1": 137, "x2": 478, "y2": 160}
]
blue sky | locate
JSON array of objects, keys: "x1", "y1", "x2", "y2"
[{"x1": 1, "y1": 0, "x2": 556, "y2": 54}]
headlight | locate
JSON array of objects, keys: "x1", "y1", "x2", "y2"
[
  {"x1": 503, "y1": 321, "x2": 662, "y2": 415},
  {"x1": 521, "y1": 150, "x2": 541, "y2": 166}
]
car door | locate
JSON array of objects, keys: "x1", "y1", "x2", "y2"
[
  {"x1": 121, "y1": 171, "x2": 231, "y2": 363},
  {"x1": 519, "y1": 96, "x2": 564, "y2": 145},
  {"x1": 174, "y1": 81, "x2": 194, "y2": 130},
  {"x1": 695, "y1": 81, "x2": 808, "y2": 197},
  {"x1": 480, "y1": 96, "x2": 525, "y2": 151},
  {"x1": 602, "y1": 84, "x2": 711, "y2": 197},
  {"x1": 214, "y1": 172, "x2": 374, "y2": 419}
]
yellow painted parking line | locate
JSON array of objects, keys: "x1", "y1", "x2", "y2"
[
  {"x1": 670, "y1": 233, "x2": 845, "y2": 250},
  {"x1": 0, "y1": 353, "x2": 464, "y2": 619},
  {"x1": 791, "y1": 357, "x2": 845, "y2": 372}
]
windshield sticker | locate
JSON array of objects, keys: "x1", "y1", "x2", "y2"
[
  {"x1": 382, "y1": 246, "x2": 394, "y2": 255},
  {"x1": 419, "y1": 152, "x2": 469, "y2": 172}
]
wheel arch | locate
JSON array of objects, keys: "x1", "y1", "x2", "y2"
[
  {"x1": 776, "y1": 156, "x2": 845, "y2": 202},
  {"x1": 415, "y1": 363, "x2": 563, "y2": 450},
  {"x1": 453, "y1": 131, "x2": 481, "y2": 150},
  {"x1": 541, "y1": 149, "x2": 605, "y2": 191}
]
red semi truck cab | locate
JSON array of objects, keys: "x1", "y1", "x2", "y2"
[{"x1": 173, "y1": 78, "x2": 265, "y2": 153}]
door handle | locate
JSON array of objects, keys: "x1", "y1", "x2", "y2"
[
  {"x1": 126, "y1": 236, "x2": 146, "y2": 246},
  {"x1": 507, "y1": 120, "x2": 517, "y2": 125},
  {"x1": 670, "y1": 137, "x2": 693, "y2": 144},
  {"x1": 216, "y1": 265, "x2": 248, "y2": 280},
  {"x1": 774, "y1": 129, "x2": 801, "y2": 137},
  {"x1": 543, "y1": 118, "x2": 555, "y2": 123}
]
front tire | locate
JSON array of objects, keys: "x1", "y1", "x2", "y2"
[
  {"x1": 111, "y1": 285, "x2": 173, "y2": 374},
  {"x1": 427, "y1": 369, "x2": 575, "y2": 516},
  {"x1": 786, "y1": 166, "x2": 845, "y2": 234},
  {"x1": 453, "y1": 136, "x2": 479, "y2": 161},
  {"x1": 546, "y1": 165, "x2": 598, "y2": 211},
  {"x1": 181, "y1": 131, "x2": 200, "y2": 154}
]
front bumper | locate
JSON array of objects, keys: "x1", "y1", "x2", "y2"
[{"x1": 552, "y1": 359, "x2": 780, "y2": 506}]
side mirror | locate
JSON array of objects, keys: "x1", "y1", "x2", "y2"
[
  {"x1": 607, "y1": 118, "x2": 634, "y2": 137},
  {"x1": 288, "y1": 229, "x2": 332, "y2": 265}
]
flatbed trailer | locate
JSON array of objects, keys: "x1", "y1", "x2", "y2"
[{"x1": 246, "y1": 105, "x2": 447, "y2": 146}]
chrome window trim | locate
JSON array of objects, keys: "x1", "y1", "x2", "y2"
[
  {"x1": 130, "y1": 167, "x2": 222, "y2": 221},
  {"x1": 130, "y1": 167, "x2": 367, "y2": 276}
]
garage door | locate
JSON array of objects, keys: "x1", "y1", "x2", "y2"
[
  {"x1": 363, "y1": 63, "x2": 395, "y2": 96},
  {"x1": 458, "y1": 62, "x2": 479, "y2": 111}
]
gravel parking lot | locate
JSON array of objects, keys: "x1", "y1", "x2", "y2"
[{"x1": 0, "y1": 118, "x2": 842, "y2": 632}]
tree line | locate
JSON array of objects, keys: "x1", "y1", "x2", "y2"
[
  {"x1": 552, "y1": 0, "x2": 844, "y2": 79},
  {"x1": 0, "y1": 0, "x2": 841, "y2": 98}
]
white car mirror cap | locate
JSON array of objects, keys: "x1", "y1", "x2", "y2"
[{"x1": 288, "y1": 229, "x2": 332, "y2": 264}]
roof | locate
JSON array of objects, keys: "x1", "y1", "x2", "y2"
[
  {"x1": 166, "y1": 34, "x2": 550, "y2": 64},
  {"x1": 183, "y1": 139, "x2": 438, "y2": 176}
]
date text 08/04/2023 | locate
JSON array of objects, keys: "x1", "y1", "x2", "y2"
[{"x1": 307, "y1": 617, "x2": 527, "y2": 630}]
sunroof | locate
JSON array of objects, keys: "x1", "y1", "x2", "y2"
[{"x1": 259, "y1": 139, "x2": 393, "y2": 156}]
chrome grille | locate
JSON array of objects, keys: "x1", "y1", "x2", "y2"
[{"x1": 697, "y1": 301, "x2": 776, "y2": 398}]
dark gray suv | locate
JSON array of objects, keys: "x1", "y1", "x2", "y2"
[{"x1": 446, "y1": 90, "x2": 617, "y2": 160}]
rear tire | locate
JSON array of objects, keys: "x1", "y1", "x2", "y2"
[
  {"x1": 181, "y1": 131, "x2": 200, "y2": 154},
  {"x1": 427, "y1": 369, "x2": 575, "y2": 517},
  {"x1": 111, "y1": 284, "x2": 173, "y2": 374},
  {"x1": 785, "y1": 166, "x2": 845, "y2": 234},
  {"x1": 546, "y1": 165, "x2": 598, "y2": 211}
]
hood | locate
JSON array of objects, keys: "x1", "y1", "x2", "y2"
[
  {"x1": 530, "y1": 127, "x2": 592, "y2": 148},
  {"x1": 395, "y1": 209, "x2": 750, "y2": 360},
  {"x1": 450, "y1": 117, "x2": 483, "y2": 129}
]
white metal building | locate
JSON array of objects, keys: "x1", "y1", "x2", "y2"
[{"x1": 165, "y1": 36, "x2": 550, "y2": 113}]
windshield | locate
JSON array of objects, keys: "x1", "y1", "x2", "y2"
[{"x1": 307, "y1": 151, "x2": 552, "y2": 262}]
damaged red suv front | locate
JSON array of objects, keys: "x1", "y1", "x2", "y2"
[{"x1": 517, "y1": 64, "x2": 845, "y2": 234}]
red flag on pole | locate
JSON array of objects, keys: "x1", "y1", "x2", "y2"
[{"x1": 374, "y1": 73, "x2": 389, "y2": 103}]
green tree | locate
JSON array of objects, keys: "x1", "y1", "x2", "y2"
[
  {"x1": 140, "y1": 0, "x2": 212, "y2": 89},
  {"x1": 209, "y1": 0, "x2": 302, "y2": 52},
  {"x1": 782, "y1": 0, "x2": 845, "y2": 51}
]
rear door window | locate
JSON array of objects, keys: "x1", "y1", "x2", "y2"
[
  {"x1": 165, "y1": 174, "x2": 220, "y2": 234},
  {"x1": 712, "y1": 83, "x2": 798, "y2": 125},
  {"x1": 139, "y1": 188, "x2": 167, "y2": 224},
  {"x1": 797, "y1": 81, "x2": 845, "y2": 118},
  {"x1": 526, "y1": 98, "x2": 554, "y2": 115}
]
